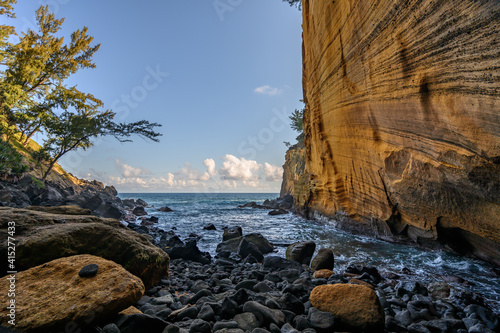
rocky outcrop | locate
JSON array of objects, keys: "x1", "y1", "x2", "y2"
[
  {"x1": 298, "y1": 0, "x2": 500, "y2": 264},
  {"x1": 0, "y1": 207, "x2": 169, "y2": 288},
  {"x1": 0, "y1": 255, "x2": 144, "y2": 332},
  {"x1": 280, "y1": 142, "x2": 305, "y2": 198}
]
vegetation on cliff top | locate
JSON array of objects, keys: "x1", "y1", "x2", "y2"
[{"x1": 0, "y1": 1, "x2": 162, "y2": 181}]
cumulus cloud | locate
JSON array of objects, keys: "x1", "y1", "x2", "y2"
[
  {"x1": 219, "y1": 155, "x2": 261, "y2": 181},
  {"x1": 204, "y1": 158, "x2": 217, "y2": 176},
  {"x1": 115, "y1": 159, "x2": 150, "y2": 178},
  {"x1": 264, "y1": 163, "x2": 283, "y2": 181},
  {"x1": 254, "y1": 85, "x2": 282, "y2": 96}
]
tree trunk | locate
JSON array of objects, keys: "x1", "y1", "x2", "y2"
[
  {"x1": 23, "y1": 126, "x2": 40, "y2": 147},
  {"x1": 41, "y1": 158, "x2": 58, "y2": 182}
]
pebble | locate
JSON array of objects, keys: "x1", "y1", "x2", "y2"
[{"x1": 78, "y1": 263, "x2": 99, "y2": 278}]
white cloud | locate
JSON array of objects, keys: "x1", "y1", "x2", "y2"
[
  {"x1": 219, "y1": 155, "x2": 261, "y2": 181},
  {"x1": 204, "y1": 158, "x2": 217, "y2": 176},
  {"x1": 254, "y1": 85, "x2": 282, "y2": 96},
  {"x1": 115, "y1": 159, "x2": 150, "y2": 178},
  {"x1": 264, "y1": 163, "x2": 283, "y2": 181}
]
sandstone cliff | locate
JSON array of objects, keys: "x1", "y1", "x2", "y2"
[
  {"x1": 298, "y1": 0, "x2": 500, "y2": 264},
  {"x1": 280, "y1": 142, "x2": 305, "y2": 197}
]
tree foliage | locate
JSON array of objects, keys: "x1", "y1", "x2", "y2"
[
  {"x1": 289, "y1": 108, "x2": 303, "y2": 133},
  {"x1": 0, "y1": 4, "x2": 162, "y2": 181},
  {"x1": 282, "y1": 0, "x2": 301, "y2": 9}
]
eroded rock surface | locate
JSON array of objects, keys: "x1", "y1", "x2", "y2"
[{"x1": 297, "y1": 0, "x2": 500, "y2": 264}]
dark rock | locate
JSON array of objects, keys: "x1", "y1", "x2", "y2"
[
  {"x1": 158, "y1": 206, "x2": 173, "y2": 212},
  {"x1": 136, "y1": 199, "x2": 148, "y2": 207},
  {"x1": 97, "y1": 202, "x2": 124, "y2": 219},
  {"x1": 262, "y1": 256, "x2": 303, "y2": 272},
  {"x1": 221, "y1": 297, "x2": 238, "y2": 319},
  {"x1": 197, "y1": 303, "x2": 215, "y2": 321},
  {"x1": 82, "y1": 195, "x2": 103, "y2": 210},
  {"x1": 396, "y1": 281, "x2": 428, "y2": 297},
  {"x1": 217, "y1": 237, "x2": 244, "y2": 253},
  {"x1": 189, "y1": 319, "x2": 211, "y2": 333},
  {"x1": 307, "y1": 307, "x2": 335, "y2": 330},
  {"x1": 280, "y1": 323, "x2": 300, "y2": 333},
  {"x1": 280, "y1": 292, "x2": 305, "y2": 315},
  {"x1": 178, "y1": 306, "x2": 199, "y2": 319},
  {"x1": 268, "y1": 209, "x2": 288, "y2": 216},
  {"x1": 407, "y1": 323, "x2": 431, "y2": 333},
  {"x1": 155, "y1": 308, "x2": 173, "y2": 321},
  {"x1": 132, "y1": 206, "x2": 148, "y2": 216},
  {"x1": 189, "y1": 289, "x2": 213, "y2": 304},
  {"x1": 254, "y1": 281, "x2": 273, "y2": 293},
  {"x1": 167, "y1": 239, "x2": 211, "y2": 264},
  {"x1": 101, "y1": 323, "x2": 120, "y2": 333},
  {"x1": 286, "y1": 241, "x2": 316, "y2": 265},
  {"x1": 252, "y1": 329, "x2": 271, "y2": 333},
  {"x1": 310, "y1": 248, "x2": 335, "y2": 271},
  {"x1": 223, "y1": 226, "x2": 243, "y2": 241},
  {"x1": 278, "y1": 269, "x2": 301, "y2": 283},
  {"x1": 244, "y1": 233, "x2": 275, "y2": 254},
  {"x1": 464, "y1": 305, "x2": 498, "y2": 330},
  {"x1": 293, "y1": 315, "x2": 309, "y2": 331},
  {"x1": 116, "y1": 314, "x2": 167, "y2": 333},
  {"x1": 238, "y1": 237, "x2": 264, "y2": 262},
  {"x1": 203, "y1": 224, "x2": 216, "y2": 230},
  {"x1": 230, "y1": 289, "x2": 249, "y2": 305},
  {"x1": 78, "y1": 263, "x2": 99, "y2": 278},
  {"x1": 395, "y1": 310, "x2": 412, "y2": 327},
  {"x1": 235, "y1": 280, "x2": 258, "y2": 291},
  {"x1": 242, "y1": 301, "x2": 286, "y2": 327},
  {"x1": 213, "y1": 320, "x2": 240, "y2": 331},
  {"x1": 234, "y1": 312, "x2": 260, "y2": 331}
]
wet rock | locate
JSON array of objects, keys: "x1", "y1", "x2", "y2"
[
  {"x1": 213, "y1": 320, "x2": 240, "y2": 331},
  {"x1": 280, "y1": 323, "x2": 300, "y2": 333},
  {"x1": 427, "y1": 282, "x2": 451, "y2": 300},
  {"x1": 464, "y1": 304, "x2": 498, "y2": 331},
  {"x1": 268, "y1": 209, "x2": 288, "y2": 216},
  {"x1": 245, "y1": 233, "x2": 275, "y2": 254},
  {"x1": 286, "y1": 241, "x2": 316, "y2": 265},
  {"x1": 197, "y1": 303, "x2": 215, "y2": 321},
  {"x1": 407, "y1": 323, "x2": 431, "y2": 333},
  {"x1": 223, "y1": 226, "x2": 243, "y2": 241},
  {"x1": 101, "y1": 323, "x2": 120, "y2": 333},
  {"x1": 132, "y1": 206, "x2": 148, "y2": 216},
  {"x1": 310, "y1": 284, "x2": 385, "y2": 332},
  {"x1": 310, "y1": 248, "x2": 335, "y2": 271},
  {"x1": 203, "y1": 223, "x2": 216, "y2": 230},
  {"x1": 0, "y1": 255, "x2": 144, "y2": 332},
  {"x1": 158, "y1": 206, "x2": 173, "y2": 212}
]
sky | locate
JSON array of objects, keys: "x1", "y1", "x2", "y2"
[{"x1": 9, "y1": 1, "x2": 304, "y2": 193}]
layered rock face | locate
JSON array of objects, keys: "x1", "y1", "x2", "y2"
[
  {"x1": 280, "y1": 142, "x2": 305, "y2": 197},
  {"x1": 299, "y1": 0, "x2": 500, "y2": 263}
]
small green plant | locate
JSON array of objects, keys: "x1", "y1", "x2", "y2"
[
  {"x1": 0, "y1": 140, "x2": 28, "y2": 177},
  {"x1": 30, "y1": 174, "x2": 45, "y2": 189}
]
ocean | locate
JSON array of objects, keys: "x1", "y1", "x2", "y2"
[{"x1": 119, "y1": 192, "x2": 500, "y2": 312}]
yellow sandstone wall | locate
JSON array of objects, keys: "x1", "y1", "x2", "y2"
[{"x1": 298, "y1": 0, "x2": 500, "y2": 264}]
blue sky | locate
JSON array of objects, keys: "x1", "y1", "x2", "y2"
[{"x1": 11, "y1": 1, "x2": 303, "y2": 193}]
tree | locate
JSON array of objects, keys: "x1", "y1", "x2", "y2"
[
  {"x1": 0, "y1": 5, "x2": 162, "y2": 181},
  {"x1": 282, "y1": 0, "x2": 301, "y2": 9},
  {"x1": 289, "y1": 108, "x2": 303, "y2": 133},
  {"x1": 0, "y1": 0, "x2": 16, "y2": 64}
]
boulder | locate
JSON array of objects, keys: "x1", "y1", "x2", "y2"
[
  {"x1": 312, "y1": 269, "x2": 334, "y2": 279},
  {"x1": 223, "y1": 226, "x2": 243, "y2": 241},
  {"x1": 158, "y1": 206, "x2": 173, "y2": 212},
  {"x1": 0, "y1": 255, "x2": 144, "y2": 332},
  {"x1": 238, "y1": 237, "x2": 264, "y2": 262},
  {"x1": 310, "y1": 284, "x2": 385, "y2": 332},
  {"x1": 203, "y1": 223, "x2": 216, "y2": 230},
  {"x1": 167, "y1": 239, "x2": 211, "y2": 264},
  {"x1": 0, "y1": 207, "x2": 169, "y2": 288},
  {"x1": 133, "y1": 206, "x2": 148, "y2": 216},
  {"x1": 217, "y1": 233, "x2": 274, "y2": 255},
  {"x1": 286, "y1": 241, "x2": 316, "y2": 265},
  {"x1": 262, "y1": 256, "x2": 304, "y2": 272},
  {"x1": 310, "y1": 248, "x2": 335, "y2": 271}
]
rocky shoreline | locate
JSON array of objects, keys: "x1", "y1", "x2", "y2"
[{"x1": 0, "y1": 183, "x2": 498, "y2": 332}]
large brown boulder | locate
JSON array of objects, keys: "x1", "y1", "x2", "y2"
[
  {"x1": 0, "y1": 207, "x2": 169, "y2": 288},
  {"x1": 0, "y1": 255, "x2": 144, "y2": 332},
  {"x1": 310, "y1": 284, "x2": 385, "y2": 332}
]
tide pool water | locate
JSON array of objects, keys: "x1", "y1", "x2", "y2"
[{"x1": 119, "y1": 192, "x2": 500, "y2": 312}]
